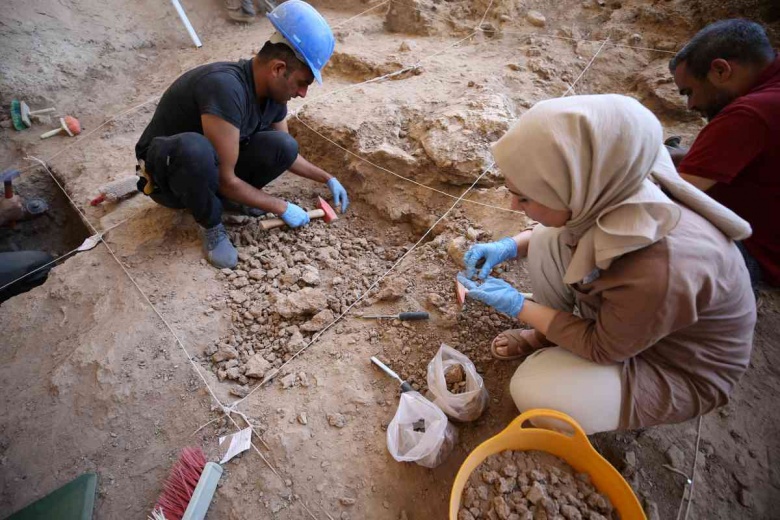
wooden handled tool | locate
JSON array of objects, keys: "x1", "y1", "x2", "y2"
[{"x1": 260, "y1": 196, "x2": 338, "y2": 230}]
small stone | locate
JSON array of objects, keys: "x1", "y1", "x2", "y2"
[
  {"x1": 629, "y1": 33, "x2": 642, "y2": 44},
  {"x1": 301, "y1": 267, "x2": 321, "y2": 286},
  {"x1": 280, "y1": 373, "x2": 297, "y2": 389},
  {"x1": 399, "y1": 41, "x2": 412, "y2": 52},
  {"x1": 492, "y1": 496, "x2": 511, "y2": 519},
  {"x1": 625, "y1": 451, "x2": 637, "y2": 467},
  {"x1": 212, "y1": 345, "x2": 238, "y2": 363},
  {"x1": 666, "y1": 445, "x2": 685, "y2": 469},
  {"x1": 507, "y1": 63, "x2": 521, "y2": 71},
  {"x1": 525, "y1": 481, "x2": 546, "y2": 504},
  {"x1": 327, "y1": 413, "x2": 347, "y2": 428},
  {"x1": 297, "y1": 412, "x2": 308, "y2": 425},
  {"x1": 248, "y1": 269, "x2": 265, "y2": 281},
  {"x1": 526, "y1": 10, "x2": 546, "y2": 27},
  {"x1": 229, "y1": 291, "x2": 248, "y2": 304},
  {"x1": 444, "y1": 364, "x2": 466, "y2": 385},
  {"x1": 738, "y1": 487, "x2": 753, "y2": 508},
  {"x1": 230, "y1": 385, "x2": 250, "y2": 398},
  {"x1": 232, "y1": 277, "x2": 248, "y2": 288},
  {"x1": 301, "y1": 309, "x2": 335, "y2": 332},
  {"x1": 561, "y1": 504, "x2": 582, "y2": 520},
  {"x1": 644, "y1": 500, "x2": 660, "y2": 520},
  {"x1": 340, "y1": 497, "x2": 356, "y2": 506},
  {"x1": 376, "y1": 277, "x2": 408, "y2": 301},
  {"x1": 447, "y1": 237, "x2": 468, "y2": 267},
  {"x1": 244, "y1": 354, "x2": 271, "y2": 379}
]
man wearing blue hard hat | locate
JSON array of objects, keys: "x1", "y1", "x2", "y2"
[{"x1": 134, "y1": 0, "x2": 347, "y2": 269}]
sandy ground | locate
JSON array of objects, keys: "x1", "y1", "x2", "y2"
[{"x1": 1, "y1": 0, "x2": 779, "y2": 519}]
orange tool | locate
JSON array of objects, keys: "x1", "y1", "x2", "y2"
[{"x1": 40, "y1": 116, "x2": 81, "y2": 139}]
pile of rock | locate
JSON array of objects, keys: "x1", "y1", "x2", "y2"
[{"x1": 206, "y1": 220, "x2": 397, "y2": 388}]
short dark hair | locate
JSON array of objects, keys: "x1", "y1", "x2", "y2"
[
  {"x1": 669, "y1": 19, "x2": 775, "y2": 78},
  {"x1": 257, "y1": 41, "x2": 307, "y2": 74}
]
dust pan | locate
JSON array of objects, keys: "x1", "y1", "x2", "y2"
[
  {"x1": 7, "y1": 473, "x2": 97, "y2": 520},
  {"x1": 449, "y1": 409, "x2": 646, "y2": 519}
]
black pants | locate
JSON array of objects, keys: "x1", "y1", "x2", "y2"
[
  {"x1": 141, "y1": 131, "x2": 299, "y2": 228},
  {"x1": 0, "y1": 251, "x2": 55, "y2": 303}
]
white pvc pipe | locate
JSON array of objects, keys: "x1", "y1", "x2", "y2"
[{"x1": 170, "y1": 0, "x2": 203, "y2": 48}]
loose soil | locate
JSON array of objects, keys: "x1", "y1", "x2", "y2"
[{"x1": 1, "y1": 1, "x2": 779, "y2": 519}]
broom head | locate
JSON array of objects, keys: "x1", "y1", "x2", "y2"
[{"x1": 152, "y1": 447, "x2": 207, "y2": 520}]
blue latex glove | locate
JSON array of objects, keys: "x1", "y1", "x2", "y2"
[
  {"x1": 326, "y1": 178, "x2": 349, "y2": 213},
  {"x1": 281, "y1": 202, "x2": 310, "y2": 228},
  {"x1": 464, "y1": 237, "x2": 518, "y2": 279},
  {"x1": 457, "y1": 273, "x2": 526, "y2": 317}
]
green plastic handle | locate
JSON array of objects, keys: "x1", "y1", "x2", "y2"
[{"x1": 182, "y1": 462, "x2": 223, "y2": 520}]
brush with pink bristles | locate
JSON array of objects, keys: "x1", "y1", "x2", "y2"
[
  {"x1": 149, "y1": 447, "x2": 223, "y2": 520},
  {"x1": 90, "y1": 175, "x2": 140, "y2": 206}
]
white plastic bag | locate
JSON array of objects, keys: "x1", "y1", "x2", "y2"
[
  {"x1": 427, "y1": 344, "x2": 489, "y2": 422},
  {"x1": 387, "y1": 391, "x2": 458, "y2": 468}
]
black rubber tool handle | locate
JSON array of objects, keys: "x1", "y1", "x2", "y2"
[{"x1": 398, "y1": 312, "x2": 430, "y2": 321}]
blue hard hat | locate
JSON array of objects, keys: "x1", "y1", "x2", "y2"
[{"x1": 268, "y1": 0, "x2": 335, "y2": 84}]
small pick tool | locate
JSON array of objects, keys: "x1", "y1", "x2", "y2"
[
  {"x1": 370, "y1": 357, "x2": 413, "y2": 393},
  {"x1": 361, "y1": 311, "x2": 429, "y2": 321}
]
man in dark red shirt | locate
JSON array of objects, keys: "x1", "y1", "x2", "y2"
[{"x1": 668, "y1": 19, "x2": 779, "y2": 287}]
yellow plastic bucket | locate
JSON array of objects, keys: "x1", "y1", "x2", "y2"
[{"x1": 449, "y1": 409, "x2": 646, "y2": 519}]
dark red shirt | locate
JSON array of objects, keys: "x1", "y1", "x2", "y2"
[{"x1": 679, "y1": 55, "x2": 780, "y2": 286}]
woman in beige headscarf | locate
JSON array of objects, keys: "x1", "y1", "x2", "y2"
[{"x1": 459, "y1": 94, "x2": 756, "y2": 433}]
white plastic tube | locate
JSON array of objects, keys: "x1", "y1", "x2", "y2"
[{"x1": 170, "y1": 0, "x2": 203, "y2": 48}]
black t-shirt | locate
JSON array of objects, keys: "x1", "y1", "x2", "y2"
[{"x1": 135, "y1": 59, "x2": 288, "y2": 159}]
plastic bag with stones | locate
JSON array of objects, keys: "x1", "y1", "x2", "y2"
[
  {"x1": 387, "y1": 391, "x2": 457, "y2": 468},
  {"x1": 427, "y1": 344, "x2": 489, "y2": 422}
]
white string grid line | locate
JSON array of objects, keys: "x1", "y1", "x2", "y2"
[
  {"x1": 232, "y1": 161, "x2": 496, "y2": 408},
  {"x1": 26, "y1": 157, "x2": 289, "y2": 482},
  {"x1": 0, "y1": 214, "x2": 129, "y2": 294}
]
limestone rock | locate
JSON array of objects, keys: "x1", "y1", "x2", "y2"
[
  {"x1": 272, "y1": 288, "x2": 328, "y2": 318},
  {"x1": 229, "y1": 291, "x2": 248, "y2": 304},
  {"x1": 526, "y1": 10, "x2": 547, "y2": 27},
  {"x1": 244, "y1": 354, "x2": 272, "y2": 379},
  {"x1": 281, "y1": 373, "x2": 297, "y2": 389},
  {"x1": 376, "y1": 277, "x2": 408, "y2": 301},
  {"x1": 447, "y1": 236, "x2": 468, "y2": 267},
  {"x1": 301, "y1": 266, "x2": 321, "y2": 286},
  {"x1": 212, "y1": 345, "x2": 238, "y2": 363},
  {"x1": 385, "y1": 0, "x2": 437, "y2": 35},
  {"x1": 327, "y1": 413, "x2": 347, "y2": 428},
  {"x1": 301, "y1": 309, "x2": 336, "y2": 332}
]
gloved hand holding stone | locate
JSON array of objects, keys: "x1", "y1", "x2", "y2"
[
  {"x1": 457, "y1": 273, "x2": 526, "y2": 318},
  {"x1": 281, "y1": 202, "x2": 310, "y2": 228},
  {"x1": 326, "y1": 178, "x2": 349, "y2": 213},
  {"x1": 464, "y1": 237, "x2": 518, "y2": 279}
]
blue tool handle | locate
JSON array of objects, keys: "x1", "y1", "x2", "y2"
[{"x1": 398, "y1": 312, "x2": 429, "y2": 321}]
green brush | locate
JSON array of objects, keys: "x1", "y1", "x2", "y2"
[{"x1": 10, "y1": 99, "x2": 25, "y2": 131}]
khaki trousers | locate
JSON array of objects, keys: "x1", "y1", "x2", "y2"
[{"x1": 509, "y1": 226, "x2": 624, "y2": 434}]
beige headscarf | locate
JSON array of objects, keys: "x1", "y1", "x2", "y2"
[{"x1": 491, "y1": 94, "x2": 752, "y2": 284}]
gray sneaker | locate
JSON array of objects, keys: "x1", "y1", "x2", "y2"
[
  {"x1": 225, "y1": 0, "x2": 256, "y2": 22},
  {"x1": 203, "y1": 223, "x2": 238, "y2": 269}
]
